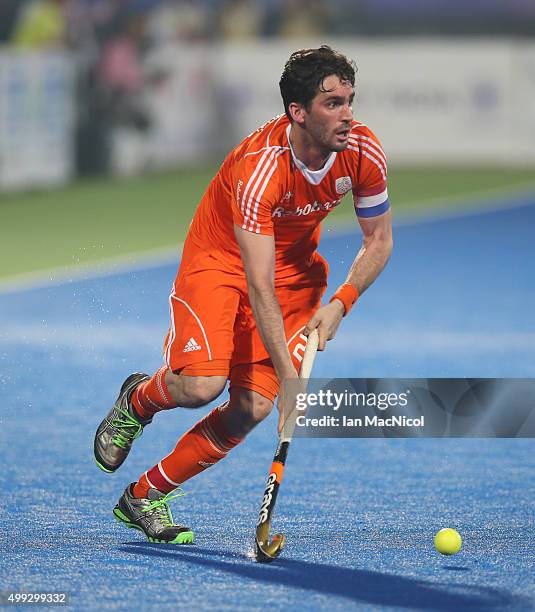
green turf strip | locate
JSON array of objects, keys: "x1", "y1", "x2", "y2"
[{"x1": 1, "y1": 166, "x2": 534, "y2": 279}]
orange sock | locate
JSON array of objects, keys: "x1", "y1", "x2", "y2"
[
  {"x1": 133, "y1": 401, "x2": 242, "y2": 497},
  {"x1": 131, "y1": 366, "x2": 176, "y2": 421}
]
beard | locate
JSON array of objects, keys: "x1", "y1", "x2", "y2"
[
  {"x1": 307, "y1": 120, "x2": 349, "y2": 154},
  {"x1": 330, "y1": 139, "x2": 349, "y2": 153}
]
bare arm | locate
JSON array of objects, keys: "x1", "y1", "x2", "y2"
[
  {"x1": 343, "y1": 208, "x2": 393, "y2": 294},
  {"x1": 306, "y1": 209, "x2": 393, "y2": 348},
  {"x1": 233, "y1": 224, "x2": 298, "y2": 382}
]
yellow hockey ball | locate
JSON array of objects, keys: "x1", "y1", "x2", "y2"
[{"x1": 434, "y1": 528, "x2": 462, "y2": 555}]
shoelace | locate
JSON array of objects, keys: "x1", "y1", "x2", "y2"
[
  {"x1": 111, "y1": 405, "x2": 143, "y2": 448},
  {"x1": 141, "y1": 489, "x2": 186, "y2": 527}
]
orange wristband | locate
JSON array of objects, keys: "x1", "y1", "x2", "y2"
[{"x1": 329, "y1": 283, "x2": 359, "y2": 316}]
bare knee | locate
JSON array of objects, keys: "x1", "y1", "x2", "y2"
[
  {"x1": 220, "y1": 388, "x2": 274, "y2": 438},
  {"x1": 240, "y1": 391, "x2": 273, "y2": 425},
  {"x1": 165, "y1": 372, "x2": 226, "y2": 407}
]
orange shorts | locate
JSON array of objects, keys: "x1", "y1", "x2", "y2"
[{"x1": 163, "y1": 239, "x2": 328, "y2": 402}]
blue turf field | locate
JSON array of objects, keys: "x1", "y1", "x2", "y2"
[{"x1": 1, "y1": 196, "x2": 534, "y2": 611}]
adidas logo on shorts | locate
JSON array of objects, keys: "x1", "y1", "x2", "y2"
[{"x1": 183, "y1": 337, "x2": 201, "y2": 352}]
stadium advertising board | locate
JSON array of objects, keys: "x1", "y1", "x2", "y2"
[
  {"x1": 0, "y1": 51, "x2": 75, "y2": 191},
  {"x1": 213, "y1": 39, "x2": 535, "y2": 165},
  {"x1": 143, "y1": 39, "x2": 535, "y2": 167}
]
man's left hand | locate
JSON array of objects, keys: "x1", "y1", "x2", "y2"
[{"x1": 304, "y1": 300, "x2": 345, "y2": 350}]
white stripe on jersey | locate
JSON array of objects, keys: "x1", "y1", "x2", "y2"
[
  {"x1": 347, "y1": 145, "x2": 387, "y2": 181},
  {"x1": 354, "y1": 188, "x2": 389, "y2": 209},
  {"x1": 242, "y1": 148, "x2": 279, "y2": 229},
  {"x1": 348, "y1": 136, "x2": 387, "y2": 167},
  {"x1": 247, "y1": 150, "x2": 285, "y2": 233},
  {"x1": 244, "y1": 145, "x2": 289, "y2": 159},
  {"x1": 241, "y1": 149, "x2": 271, "y2": 214},
  {"x1": 361, "y1": 150, "x2": 387, "y2": 180},
  {"x1": 266, "y1": 115, "x2": 285, "y2": 147}
]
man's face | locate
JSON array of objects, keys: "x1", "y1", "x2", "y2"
[{"x1": 301, "y1": 74, "x2": 354, "y2": 153}]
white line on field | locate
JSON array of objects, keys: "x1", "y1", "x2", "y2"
[
  {"x1": 3, "y1": 323, "x2": 534, "y2": 355},
  {"x1": 0, "y1": 185, "x2": 534, "y2": 295},
  {"x1": 0, "y1": 245, "x2": 182, "y2": 294}
]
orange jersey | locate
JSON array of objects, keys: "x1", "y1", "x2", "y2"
[{"x1": 187, "y1": 114, "x2": 388, "y2": 279}]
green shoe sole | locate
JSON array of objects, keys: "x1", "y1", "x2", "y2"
[
  {"x1": 95, "y1": 459, "x2": 114, "y2": 473},
  {"x1": 113, "y1": 507, "x2": 195, "y2": 544}
]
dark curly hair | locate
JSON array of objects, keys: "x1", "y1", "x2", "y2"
[{"x1": 279, "y1": 46, "x2": 356, "y2": 121}]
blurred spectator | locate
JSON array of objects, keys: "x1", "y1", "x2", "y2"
[
  {"x1": 0, "y1": 0, "x2": 22, "y2": 43},
  {"x1": 4, "y1": 0, "x2": 532, "y2": 182},
  {"x1": 218, "y1": 0, "x2": 265, "y2": 40},
  {"x1": 96, "y1": 12, "x2": 161, "y2": 174},
  {"x1": 98, "y1": 13, "x2": 151, "y2": 129},
  {"x1": 277, "y1": 0, "x2": 330, "y2": 38},
  {"x1": 147, "y1": 0, "x2": 211, "y2": 43},
  {"x1": 11, "y1": 0, "x2": 67, "y2": 49},
  {"x1": 100, "y1": 15, "x2": 145, "y2": 95},
  {"x1": 4, "y1": 0, "x2": 534, "y2": 50}
]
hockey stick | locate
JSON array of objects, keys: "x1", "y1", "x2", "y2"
[{"x1": 254, "y1": 328, "x2": 319, "y2": 563}]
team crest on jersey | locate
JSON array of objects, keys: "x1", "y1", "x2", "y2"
[{"x1": 335, "y1": 176, "x2": 352, "y2": 194}]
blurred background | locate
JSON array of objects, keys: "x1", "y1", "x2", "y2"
[
  {"x1": 2, "y1": 5, "x2": 535, "y2": 606},
  {"x1": 1, "y1": 0, "x2": 534, "y2": 281}
]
